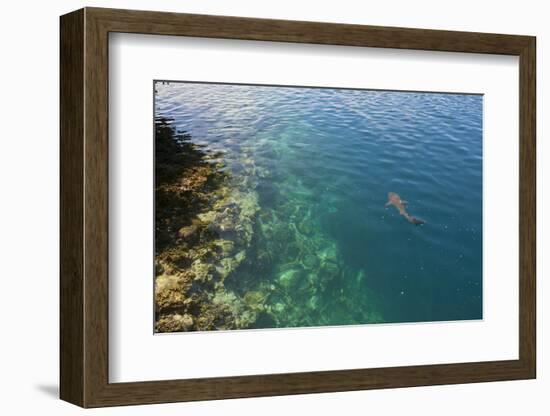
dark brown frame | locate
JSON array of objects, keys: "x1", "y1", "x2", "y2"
[{"x1": 60, "y1": 7, "x2": 536, "y2": 408}]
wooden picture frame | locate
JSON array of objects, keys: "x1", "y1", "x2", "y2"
[{"x1": 60, "y1": 7, "x2": 536, "y2": 408}]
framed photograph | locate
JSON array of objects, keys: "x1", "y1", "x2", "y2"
[{"x1": 60, "y1": 7, "x2": 536, "y2": 407}]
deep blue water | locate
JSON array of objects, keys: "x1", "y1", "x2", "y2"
[{"x1": 155, "y1": 81, "x2": 483, "y2": 327}]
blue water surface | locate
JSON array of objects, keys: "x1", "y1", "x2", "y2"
[{"x1": 155, "y1": 82, "x2": 483, "y2": 327}]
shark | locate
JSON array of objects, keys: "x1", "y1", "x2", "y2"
[{"x1": 385, "y1": 192, "x2": 426, "y2": 225}]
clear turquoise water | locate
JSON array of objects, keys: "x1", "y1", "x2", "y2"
[{"x1": 155, "y1": 81, "x2": 483, "y2": 327}]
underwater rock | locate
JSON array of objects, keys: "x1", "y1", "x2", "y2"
[
  {"x1": 215, "y1": 259, "x2": 233, "y2": 280},
  {"x1": 215, "y1": 253, "x2": 245, "y2": 281},
  {"x1": 307, "y1": 295, "x2": 320, "y2": 311},
  {"x1": 234, "y1": 250, "x2": 246, "y2": 264},
  {"x1": 178, "y1": 224, "x2": 199, "y2": 239},
  {"x1": 278, "y1": 268, "x2": 301, "y2": 289},
  {"x1": 241, "y1": 175, "x2": 259, "y2": 190},
  {"x1": 297, "y1": 218, "x2": 314, "y2": 236},
  {"x1": 212, "y1": 239, "x2": 235, "y2": 257},
  {"x1": 207, "y1": 217, "x2": 234, "y2": 236},
  {"x1": 178, "y1": 166, "x2": 212, "y2": 191},
  {"x1": 243, "y1": 291, "x2": 267, "y2": 312},
  {"x1": 319, "y1": 244, "x2": 338, "y2": 264},
  {"x1": 255, "y1": 249, "x2": 273, "y2": 268},
  {"x1": 212, "y1": 290, "x2": 237, "y2": 307},
  {"x1": 302, "y1": 253, "x2": 319, "y2": 270},
  {"x1": 197, "y1": 210, "x2": 217, "y2": 224},
  {"x1": 156, "y1": 312, "x2": 194, "y2": 332},
  {"x1": 236, "y1": 191, "x2": 260, "y2": 218},
  {"x1": 273, "y1": 303, "x2": 285, "y2": 314},
  {"x1": 191, "y1": 260, "x2": 213, "y2": 283},
  {"x1": 272, "y1": 224, "x2": 292, "y2": 243},
  {"x1": 155, "y1": 273, "x2": 191, "y2": 313},
  {"x1": 155, "y1": 120, "x2": 267, "y2": 332},
  {"x1": 318, "y1": 261, "x2": 340, "y2": 285},
  {"x1": 306, "y1": 272, "x2": 318, "y2": 288},
  {"x1": 208, "y1": 289, "x2": 258, "y2": 330},
  {"x1": 180, "y1": 314, "x2": 194, "y2": 329},
  {"x1": 284, "y1": 242, "x2": 301, "y2": 260},
  {"x1": 154, "y1": 261, "x2": 164, "y2": 275}
]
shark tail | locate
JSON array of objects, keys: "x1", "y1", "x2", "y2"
[{"x1": 404, "y1": 213, "x2": 426, "y2": 225}]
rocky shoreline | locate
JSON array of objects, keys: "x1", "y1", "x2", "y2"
[{"x1": 154, "y1": 119, "x2": 263, "y2": 332}]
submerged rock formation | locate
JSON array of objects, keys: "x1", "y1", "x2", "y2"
[
  {"x1": 154, "y1": 117, "x2": 383, "y2": 332},
  {"x1": 154, "y1": 119, "x2": 260, "y2": 332}
]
